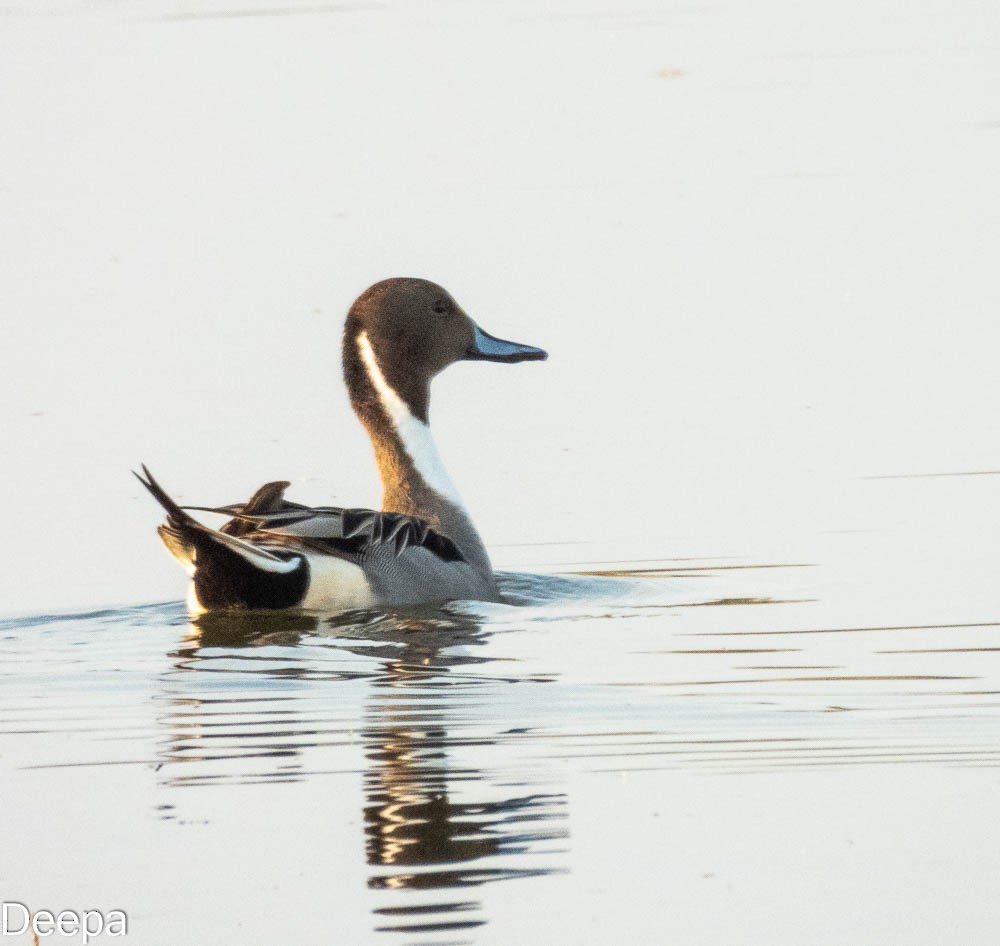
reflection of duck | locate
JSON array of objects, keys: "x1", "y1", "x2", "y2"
[
  {"x1": 157, "y1": 610, "x2": 326, "y2": 789},
  {"x1": 186, "y1": 609, "x2": 320, "y2": 649},
  {"x1": 136, "y1": 277, "x2": 546, "y2": 613},
  {"x1": 356, "y1": 609, "x2": 567, "y2": 898},
  {"x1": 365, "y1": 731, "x2": 563, "y2": 893},
  {"x1": 155, "y1": 602, "x2": 566, "y2": 943},
  {"x1": 362, "y1": 617, "x2": 498, "y2": 882}
]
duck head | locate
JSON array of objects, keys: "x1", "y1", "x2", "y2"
[{"x1": 343, "y1": 277, "x2": 547, "y2": 423}]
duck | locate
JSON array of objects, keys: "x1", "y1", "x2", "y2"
[{"x1": 135, "y1": 277, "x2": 547, "y2": 613}]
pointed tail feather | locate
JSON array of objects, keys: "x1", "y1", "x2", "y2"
[
  {"x1": 133, "y1": 464, "x2": 196, "y2": 530},
  {"x1": 134, "y1": 465, "x2": 201, "y2": 569},
  {"x1": 135, "y1": 465, "x2": 302, "y2": 574}
]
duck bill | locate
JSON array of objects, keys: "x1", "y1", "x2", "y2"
[{"x1": 464, "y1": 324, "x2": 548, "y2": 363}]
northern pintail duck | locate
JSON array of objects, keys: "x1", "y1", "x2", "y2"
[{"x1": 136, "y1": 277, "x2": 547, "y2": 612}]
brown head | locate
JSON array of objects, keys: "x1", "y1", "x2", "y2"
[{"x1": 342, "y1": 277, "x2": 547, "y2": 423}]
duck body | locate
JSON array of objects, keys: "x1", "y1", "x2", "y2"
[{"x1": 137, "y1": 277, "x2": 547, "y2": 613}]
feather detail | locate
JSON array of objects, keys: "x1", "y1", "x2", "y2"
[{"x1": 134, "y1": 466, "x2": 302, "y2": 574}]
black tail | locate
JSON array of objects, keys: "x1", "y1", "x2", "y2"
[
  {"x1": 133, "y1": 464, "x2": 195, "y2": 530},
  {"x1": 134, "y1": 464, "x2": 202, "y2": 568},
  {"x1": 134, "y1": 465, "x2": 309, "y2": 609}
]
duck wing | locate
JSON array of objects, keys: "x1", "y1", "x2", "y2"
[
  {"x1": 180, "y1": 478, "x2": 465, "y2": 566},
  {"x1": 231, "y1": 506, "x2": 467, "y2": 564}
]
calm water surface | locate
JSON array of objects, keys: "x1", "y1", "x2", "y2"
[{"x1": 4, "y1": 511, "x2": 1000, "y2": 944}]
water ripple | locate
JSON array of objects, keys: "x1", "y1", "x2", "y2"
[{"x1": 3, "y1": 565, "x2": 999, "y2": 941}]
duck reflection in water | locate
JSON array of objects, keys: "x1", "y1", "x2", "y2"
[
  {"x1": 166, "y1": 604, "x2": 567, "y2": 931},
  {"x1": 348, "y1": 607, "x2": 565, "y2": 893}
]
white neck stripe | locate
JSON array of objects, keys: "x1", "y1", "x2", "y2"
[{"x1": 357, "y1": 332, "x2": 465, "y2": 508}]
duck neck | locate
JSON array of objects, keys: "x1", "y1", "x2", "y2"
[{"x1": 344, "y1": 328, "x2": 494, "y2": 577}]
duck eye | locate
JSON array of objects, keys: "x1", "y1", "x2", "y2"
[{"x1": 432, "y1": 299, "x2": 450, "y2": 314}]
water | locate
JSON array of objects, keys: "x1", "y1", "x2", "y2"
[
  {"x1": 4, "y1": 528, "x2": 1000, "y2": 943},
  {"x1": 2, "y1": 0, "x2": 1000, "y2": 942}
]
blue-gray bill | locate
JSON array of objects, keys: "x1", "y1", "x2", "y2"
[{"x1": 464, "y1": 324, "x2": 548, "y2": 363}]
